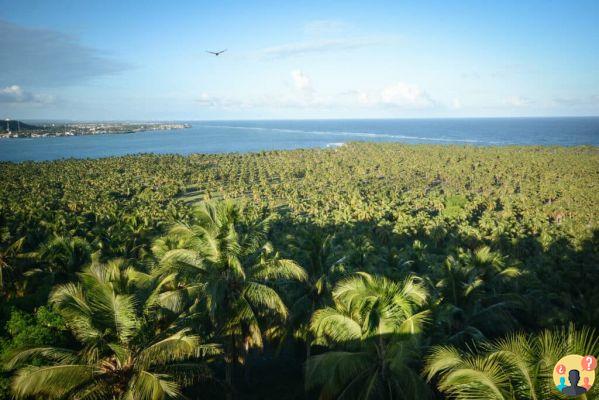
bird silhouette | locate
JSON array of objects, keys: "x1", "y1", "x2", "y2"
[{"x1": 206, "y1": 49, "x2": 227, "y2": 56}]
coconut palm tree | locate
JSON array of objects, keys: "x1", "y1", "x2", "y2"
[
  {"x1": 34, "y1": 235, "x2": 92, "y2": 282},
  {"x1": 5, "y1": 259, "x2": 220, "y2": 400},
  {"x1": 306, "y1": 272, "x2": 432, "y2": 399},
  {"x1": 152, "y1": 200, "x2": 306, "y2": 395},
  {"x1": 430, "y1": 247, "x2": 522, "y2": 344},
  {"x1": 0, "y1": 236, "x2": 28, "y2": 298},
  {"x1": 279, "y1": 227, "x2": 346, "y2": 358},
  {"x1": 292, "y1": 228, "x2": 343, "y2": 307},
  {"x1": 424, "y1": 324, "x2": 599, "y2": 400}
]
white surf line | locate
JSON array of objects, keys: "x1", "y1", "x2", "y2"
[{"x1": 195, "y1": 124, "x2": 510, "y2": 144}]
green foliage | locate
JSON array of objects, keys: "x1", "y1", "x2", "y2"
[
  {"x1": 153, "y1": 200, "x2": 307, "y2": 395},
  {"x1": 2, "y1": 307, "x2": 65, "y2": 352},
  {"x1": 306, "y1": 273, "x2": 431, "y2": 399},
  {"x1": 443, "y1": 195, "x2": 468, "y2": 218},
  {"x1": 424, "y1": 325, "x2": 599, "y2": 399},
  {"x1": 0, "y1": 143, "x2": 597, "y2": 399},
  {"x1": 0, "y1": 307, "x2": 66, "y2": 400},
  {"x1": 5, "y1": 260, "x2": 220, "y2": 400}
]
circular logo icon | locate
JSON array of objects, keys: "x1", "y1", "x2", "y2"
[{"x1": 553, "y1": 354, "x2": 596, "y2": 396}]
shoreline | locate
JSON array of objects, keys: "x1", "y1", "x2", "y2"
[
  {"x1": 1, "y1": 141, "x2": 597, "y2": 164},
  {"x1": 0, "y1": 123, "x2": 191, "y2": 139}
]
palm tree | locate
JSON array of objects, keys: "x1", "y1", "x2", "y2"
[
  {"x1": 306, "y1": 272, "x2": 431, "y2": 399},
  {"x1": 281, "y1": 227, "x2": 346, "y2": 358},
  {"x1": 34, "y1": 235, "x2": 92, "y2": 282},
  {"x1": 152, "y1": 200, "x2": 306, "y2": 395},
  {"x1": 5, "y1": 259, "x2": 220, "y2": 400},
  {"x1": 430, "y1": 247, "x2": 522, "y2": 344},
  {"x1": 424, "y1": 324, "x2": 599, "y2": 400},
  {"x1": 461, "y1": 246, "x2": 522, "y2": 296},
  {"x1": 293, "y1": 228, "x2": 343, "y2": 307},
  {"x1": 0, "y1": 236, "x2": 28, "y2": 298}
]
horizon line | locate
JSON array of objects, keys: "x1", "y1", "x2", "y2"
[{"x1": 8, "y1": 115, "x2": 599, "y2": 123}]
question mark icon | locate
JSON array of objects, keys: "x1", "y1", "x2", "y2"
[
  {"x1": 556, "y1": 363, "x2": 566, "y2": 374},
  {"x1": 581, "y1": 355, "x2": 597, "y2": 371}
]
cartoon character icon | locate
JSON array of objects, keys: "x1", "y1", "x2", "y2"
[
  {"x1": 563, "y1": 369, "x2": 587, "y2": 395},
  {"x1": 553, "y1": 355, "x2": 596, "y2": 397},
  {"x1": 556, "y1": 376, "x2": 567, "y2": 391}
]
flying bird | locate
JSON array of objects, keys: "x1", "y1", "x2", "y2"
[{"x1": 206, "y1": 49, "x2": 227, "y2": 56}]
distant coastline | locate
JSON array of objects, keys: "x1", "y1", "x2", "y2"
[
  {"x1": 1, "y1": 117, "x2": 597, "y2": 162},
  {"x1": 0, "y1": 121, "x2": 191, "y2": 139}
]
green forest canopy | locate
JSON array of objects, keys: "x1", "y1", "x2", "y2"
[{"x1": 0, "y1": 142, "x2": 597, "y2": 399}]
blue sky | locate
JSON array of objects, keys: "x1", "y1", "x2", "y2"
[{"x1": 1, "y1": 0, "x2": 598, "y2": 120}]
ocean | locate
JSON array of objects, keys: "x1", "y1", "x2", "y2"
[{"x1": 1, "y1": 117, "x2": 598, "y2": 162}]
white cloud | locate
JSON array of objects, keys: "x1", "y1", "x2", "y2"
[
  {"x1": 0, "y1": 85, "x2": 24, "y2": 100},
  {"x1": 195, "y1": 93, "x2": 217, "y2": 107},
  {"x1": 357, "y1": 91, "x2": 371, "y2": 105},
  {"x1": 196, "y1": 78, "x2": 438, "y2": 112},
  {"x1": 381, "y1": 82, "x2": 435, "y2": 107},
  {"x1": 291, "y1": 70, "x2": 312, "y2": 93},
  {"x1": 505, "y1": 96, "x2": 533, "y2": 107},
  {"x1": 0, "y1": 85, "x2": 53, "y2": 104},
  {"x1": 357, "y1": 82, "x2": 436, "y2": 109},
  {"x1": 452, "y1": 98, "x2": 462, "y2": 109}
]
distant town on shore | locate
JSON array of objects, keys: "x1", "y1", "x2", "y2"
[{"x1": 0, "y1": 119, "x2": 191, "y2": 138}]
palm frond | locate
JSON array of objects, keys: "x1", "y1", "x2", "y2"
[
  {"x1": 11, "y1": 364, "x2": 98, "y2": 399},
  {"x1": 244, "y1": 281, "x2": 289, "y2": 319},
  {"x1": 424, "y1": 346, "x2": 466, "y2": 382},
  {"x1": 250, "y1": 258, "x2": 307, "y2": 282},
  {"x1": 5, "y1": 347, "x2": 78, "y2": 370},
  {"x1": 310, "y1": 307, "x2": 362, "y2": 345},
  {"x1": 397, "y1": 310, "x2": 430, "y2": 334},
  {"x1": 111, "y1": 293, "x2": 138, "y2": 343},
  {"x1": 437, "y1": 358, "x2": 511, "y2": 400},
  {"x1": 50, "y1": 282, "x2": 93, "y2": 319},
  {"x1": 155, "y1": 248, "x2": 204, "y2": 276},
  {"x1": 137, "y1": 329, "x2": 220, "y2": 369},
  {"x1": 155, "y1": 284, "x2": 203, "y2": 314},
  {"x1": 128, "y1": 370, "x2": 182, "y2": 400}
]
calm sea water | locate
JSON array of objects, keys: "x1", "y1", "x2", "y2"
[{"x1": 1, "y1": 117, "x2": 598, "y2": 162}]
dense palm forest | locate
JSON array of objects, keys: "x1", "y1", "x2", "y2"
[{"x1": 0, "y1": 142, "x2": 597, "y2": 399}]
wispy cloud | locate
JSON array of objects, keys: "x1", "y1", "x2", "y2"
[
  {"x1": 303, "y1": 20, "x2": 349, "y2": 36},
  {"x1": 460, "y1": 72, "x2": 480, "y2": 79},
  {"x1": 195, "y1": 93, "x2": 247, "y2": 108},
  {"x1": 195, "y1": 93, "x2": 319, "y2": 109},
  {"x1": 196, "y1": 75, "x2": 439, "y2": 112},
  {"x1": 0, "y1": 19, "x2": 129, "y2": 87},
  {"x1": 196, "y1": 70, "x2": 326, "y2": 110},
  {"x1": 0, "y1": 85, "x2": 54, "y2": 104},
  {"x1": 553, "y1": 95, "x2": 599, "y2": 107},
  {"x1": 258, "y1": 38, "x2": 382, "y2": 59},
  {"x1": 461, "y1": 64, "x2": 529, "y2": 80}
]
